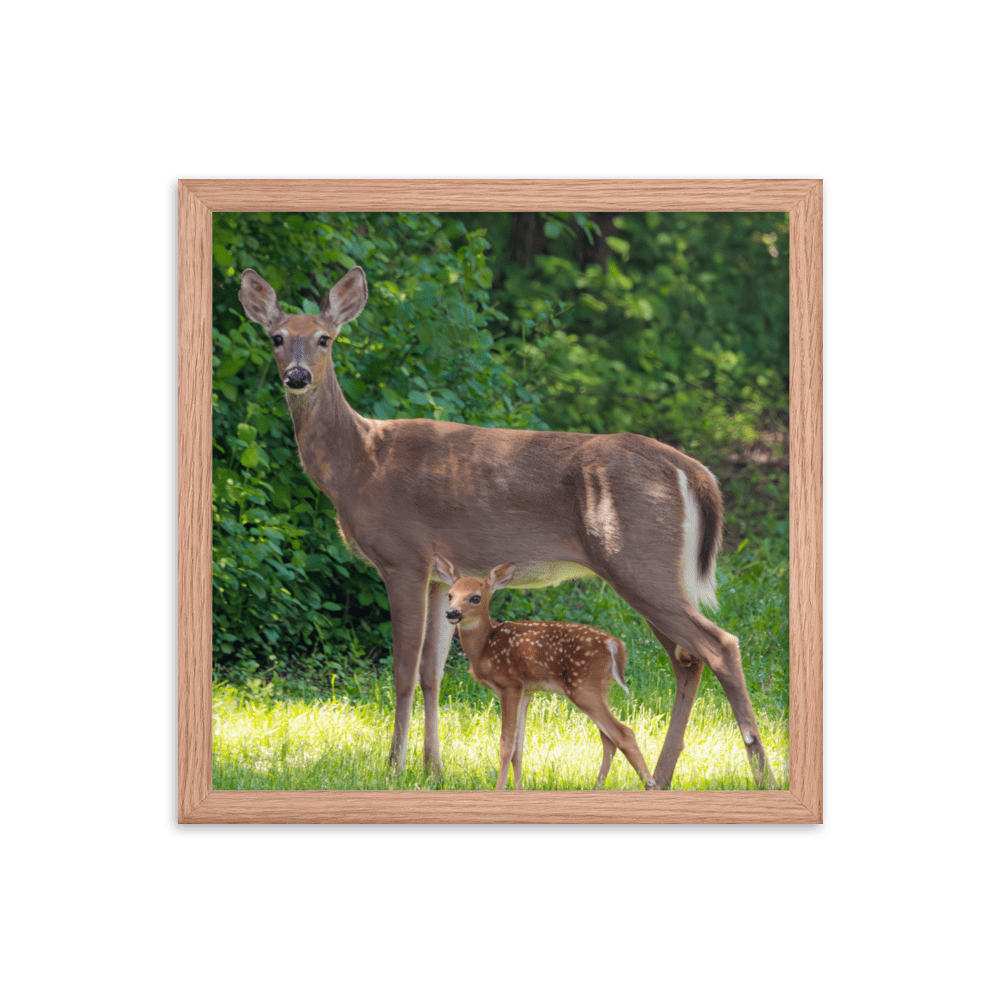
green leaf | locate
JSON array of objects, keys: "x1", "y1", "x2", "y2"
[
  {"x1": 605, "y1": 236, "x2": 630, "y2": 257},
  {"x1": 271, "y1": 483, "x2": 291, "y2": 509},
  {"x1": 215, "y1": 356, "x2": 246, "y2": 378}
]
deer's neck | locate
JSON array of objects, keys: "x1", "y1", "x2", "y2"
[
  {"x1": 285, "y1": 368, "x2": 369, "y2": 498},
  {"x1": 456, "y1": 615, "x2": 499, "y2": 671}
]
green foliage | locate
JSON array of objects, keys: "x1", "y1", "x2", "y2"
[
  {"x1": 463, "y1": 212, "x2": 788, "y2": 443},
  {"x1": 212, "y1": 212, "x2": 546, "y2": 685}
]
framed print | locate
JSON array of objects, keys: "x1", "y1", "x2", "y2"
[{"x1": 174, "y1": 175, "x2": 828, "y2": 836}]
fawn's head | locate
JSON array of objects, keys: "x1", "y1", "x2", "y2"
[
  {"x1": 238, "y1": 268, "x2": 368, "y2": 394},
  {"x1": 434, "y1": 556, "x2": 516, "y2": 627}
]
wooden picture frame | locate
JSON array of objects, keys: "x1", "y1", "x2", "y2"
[{"x1": 178, "y1": 179, "x2": 822, "y2": 824}]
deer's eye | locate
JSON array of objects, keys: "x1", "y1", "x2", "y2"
[
  {"x1": 318, "y1": 336, "x2": 331, "y2": 348},
  {"x1": 470, "y1": 595, "x2": 481, "y2": 604},
  {"x1": 271, "y1": 334, "x2": 284, "y2": 347}
]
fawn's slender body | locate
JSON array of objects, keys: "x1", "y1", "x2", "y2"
[
  {"x1": 238, "y1": 265, "x2": 775, "y2": 790},
  {"x1": 435, "y1": 557, "x2": 655, "y2": 790}
]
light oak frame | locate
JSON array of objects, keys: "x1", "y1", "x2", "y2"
[{"x1": 178, "y1": 179, "x2": 822, "y2": 824}]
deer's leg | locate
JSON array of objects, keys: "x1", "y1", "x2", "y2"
[
  {"x1": 601, "y1": 560, "x2": 775, "y2": 789},
  {"x1": 702, "y1": 621, "x2": 775, "y2": 789},
  {"x1": 418, "y1": 580, "x2": 455, "y2": 779},
  {"x1": 496, "y1": 688, "x2": 523, "y2": 791},
  {"x1": 511, "y1": 691, "x2": 532, "y2": 791},
  {"x1": 655, "y1": 609, "x2": 775, "y2": 789},
  {"x1": 382, "y1": 568, "x2": 430, "y2": 776},
  {"x1": 647, "y1": 624, "x2": 704, "y2": 790}
]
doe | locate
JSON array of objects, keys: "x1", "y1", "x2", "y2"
[
  {"x1": 434, "y1": 556, "x2": 656, "y2": 791},
  {"x1": 238, "y1": 264, "x2": 774, "y2": 790}
]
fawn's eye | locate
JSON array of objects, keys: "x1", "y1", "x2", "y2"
[
  {"x1": 318, "y1": 336, "x2": 331, "y2": 348},
  {"x1": 470, "y1": 595, "x2": 481, "y2": 604},
  {"x1": 271, "y1": 334, "x2": 283, "y2": 347}
]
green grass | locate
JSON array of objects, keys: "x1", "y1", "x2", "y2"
[{"x1": 212, "y1": 543, "x2": 789, "y2": 791}]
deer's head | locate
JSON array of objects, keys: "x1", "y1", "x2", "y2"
[{"x1": 238, "y1": 268, "x2": 368, "y2": 394}]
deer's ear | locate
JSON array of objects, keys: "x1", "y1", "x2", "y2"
[
  {"x1": 320, "y1": 266, "x2": 368, "y2": 329},
  {"x1": 238, "y1": 270, "x2": 285, "y2": 332},
  {"x1": 433, "y1": 555, "x2": 459, "y2": 586},
  {"x1": 487, "y1": 563, "x2": 516, "y2": 592}
]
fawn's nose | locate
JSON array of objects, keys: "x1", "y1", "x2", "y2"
[
  {"x1": 284, "y1": 366, "x2": 312, "y2": 389},
  {"x1": 445, "y1": 608, "x2": 462, "y2": 622}
]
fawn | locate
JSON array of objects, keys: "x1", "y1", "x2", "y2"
[{"x1": 434, "y1": 555, "x2": 656, "y2": 791}]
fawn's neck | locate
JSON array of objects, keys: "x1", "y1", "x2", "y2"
[{"x1": 456, "y1": 613, "x2": 499, "y2": 668}]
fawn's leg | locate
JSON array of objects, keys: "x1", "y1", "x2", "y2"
[
  {"x1": 495, "y1": 688, "x2": 523, "y2": 791},
  {"x1": 570, "y1": 690, "x2": 655, "y2": 790},
  {"x1": 511, "y1": 691, "x2": 532, "y2": 790},
  {"x1": 594, "y1": 731, "x2": 617, "y2": 789}
]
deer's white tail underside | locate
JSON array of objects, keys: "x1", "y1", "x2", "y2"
[{"x1": 676, "y1": 467, "x2": 719, "y2": 612}]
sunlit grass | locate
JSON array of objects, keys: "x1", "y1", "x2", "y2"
[
  {"x1": 213, "y1": 660, "x2": 788, "y2": 791},
  {"x1": 213, "y1": 544, "x2": 789, "y2": 791}
]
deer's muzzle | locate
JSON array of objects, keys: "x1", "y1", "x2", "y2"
[
  {"x1": 445, "y1": 609, "x2": 462, "y2": 623},
  {"x1": 284, "y1": 366, "x2": 312, "y2": 390}
]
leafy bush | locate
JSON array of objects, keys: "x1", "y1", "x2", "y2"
[{"x1": 459, "y1": 212, "x2": 788, "y2": 442}]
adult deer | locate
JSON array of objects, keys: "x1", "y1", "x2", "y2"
[
  {"x1": 434, "y1": 556, "x2": 656, "y2": 791},
  {"x1": 238, "y1": 265, "x2": 775, "y2": 790}
]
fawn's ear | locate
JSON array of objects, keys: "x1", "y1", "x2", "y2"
[
  {"x1": 486, "y1": 563, "x2": 516, "y2": 592},
  {"x1": 433, "y1": 554, "x2": 459, "y2": 586},
  {"x1": 320, "y1": 266, "x2": 368, "y2": 330},
  {"x1": 238, "y1": 270, "x2": 286, "y2": 332}
]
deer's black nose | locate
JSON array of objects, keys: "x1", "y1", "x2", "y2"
[
  {"x1": 284, "y1": 366, "x2": 312, "y2": 389},
  {"x1": 445, "y1": 610, "x2": 461, "y2": 622}
]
